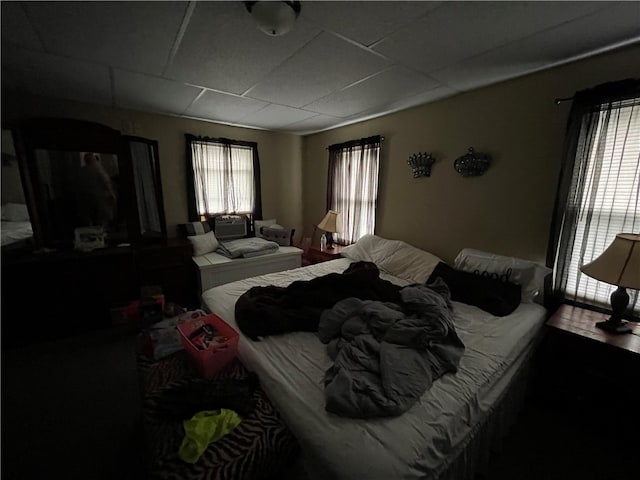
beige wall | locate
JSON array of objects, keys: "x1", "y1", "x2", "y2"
[
  {"x1": 302, "y1": 44, "x2": 640, "y2": 264},
  {"x1": 3, "y1": 44, "x2": 639, "y2": 255},
  {"x1": 1, "y1": 95, "x2": 303, "y2": 237}
]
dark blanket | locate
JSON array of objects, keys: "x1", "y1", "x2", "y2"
[
  {"x1": 318, "y1": 279, "x2": 465, "y2": 418},
  {"x1": 235, "y1": 261, "x2": 402, "y2": 340}
]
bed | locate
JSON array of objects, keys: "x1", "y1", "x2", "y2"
[{"x1": 200, "y1": 235, "x2": 548, "y2": 480}]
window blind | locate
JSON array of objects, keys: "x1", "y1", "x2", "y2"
[{"x1": 560, "y1": 99, "x2": 640, "y2": 310}]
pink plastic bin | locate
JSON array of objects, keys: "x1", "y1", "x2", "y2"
[{"x1": 178, "y1": 314, "x2": 239, "y2": 379}]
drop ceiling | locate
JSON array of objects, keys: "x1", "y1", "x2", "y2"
[{"x1": 2, "y1": 1, "x2": 639, "y2": 135}]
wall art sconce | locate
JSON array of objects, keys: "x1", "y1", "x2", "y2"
[
  {"x1": 407, "y1": 152, "x2": 435, "y2": 178},
  {"x1": 454, "y1": 147, "x2": 491, "y2": 177}
]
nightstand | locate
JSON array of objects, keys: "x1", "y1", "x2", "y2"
[
  {"x1": 306, "y1": 244, "x2": 347, "y2": 264},
  {"x1": 538, "y1": 304, "x2": 639, "y2": 414},
  {"x1": 546, "y1": 304, "x2": 640, "y2": 355}
]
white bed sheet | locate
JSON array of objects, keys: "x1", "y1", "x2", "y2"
[
  {"x1": 1, "y1": 220, "x2": 33, "y2": 246},
  {"x1": 201, "y1": 258, "x2": 546, "y2": 480}
]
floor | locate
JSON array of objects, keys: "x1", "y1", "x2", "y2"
[{"x1": 1, "y1": 328, "x2": 635, "y2": 480}]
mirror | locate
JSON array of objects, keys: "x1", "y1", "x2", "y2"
[
  {"x1": 32, "y1": 149, "x2": 128, "y2": 246},
  {"x1": 13, "y1": 118, "x2": 167, "y2": 250},
  {"x1": 127, "y1": 136, "x2": 166, "y2": 239},
  {"x1": 1, "y1": 129, "x2": 33, "y2": 248}
]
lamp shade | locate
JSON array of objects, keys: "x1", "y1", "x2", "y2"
[
  {"x1": 317, "y1": 210, "x2": 342, "y2": 233},
  {"x1": 580, "y1": 233, "x2": 640, "y2": 289}
]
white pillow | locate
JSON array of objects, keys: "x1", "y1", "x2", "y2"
[
  {"x1": 378, "y1": 244, "x2": 442, "y2": 284},
  {"x1": 342, "y1": 234, "x2": 442, "y2": 283},
  {"x1": 453, "y1": 248, "x2": 551, "y2": 303},
  {"x1": 341, "y1": 234, "x2": 404, "y2": 263},
  {"x1": 1, "y1": 203, "x2": 30, "y2": 222},
  {"x1": 255, "y1": 218, "x2": 277, "y2": 238},
  {"x1": 188, "y1": 230, "x2": 219, "y2": 256}
]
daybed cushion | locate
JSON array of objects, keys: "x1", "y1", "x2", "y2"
[
  {"x1": 453, "y1": 248, "x2": 550, "y2": 302},
  {"x1": 342, "y1": 234, "x2": 442, "y2": 283},
  {"x1": 188, "y1": 230, "x2": 220, "y2": 256},
  {"x1": 428, "y1": 262, "x2": 521, "y2": 316}
]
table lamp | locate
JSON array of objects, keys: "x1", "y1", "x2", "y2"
[
  {"x1": 317, "y1": 210, "x2": 342, "y2": 250},
  {"x1": 580, "y1": 233, "x2": 640, "y2": 334}
]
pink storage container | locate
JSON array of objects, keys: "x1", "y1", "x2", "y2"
[{"x1": 178, "y1": 313, "x2": 239, "y2": 379}]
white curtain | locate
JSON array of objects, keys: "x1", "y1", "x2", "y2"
[
  {"x1": 327, "y1": 136, "x2": 381, "y2": 244},
  {"x1": 191, "y1": 140, "x2": 254, "y2": 216}
]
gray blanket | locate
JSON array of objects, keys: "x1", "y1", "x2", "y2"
[
  {"x1": 318, "y1": 279, "x2": 465, "y2": 418},
  {"x1": 217, "y1": 237, "x2": 279, "y2": 259}
]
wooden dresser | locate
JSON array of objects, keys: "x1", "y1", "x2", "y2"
[{"x1": 1, "y1": 239, "x2": 198, "y2": 346}]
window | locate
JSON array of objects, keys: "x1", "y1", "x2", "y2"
[
  {"x1": 548, "y1": 80, "x2": 639, "y2": 318},
  {"x1": 327, "y1": 136, "x2": 381, "y2": 245},
  {"x1": 185, "y1": 135, "x2": 262, "y2": 222}
]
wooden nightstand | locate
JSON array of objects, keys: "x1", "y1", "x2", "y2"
[
  {"x1": 546, "y1": 304, "x2": 640, "y2": 355},
  {"x1": 306, "y1": 244, "x2": 347, "y2": 264},
  {"x1": 538, "y1": 304, "x2": 639, "y2": 413}
]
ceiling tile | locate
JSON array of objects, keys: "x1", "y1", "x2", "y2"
[
  {"x1": 247, "y1": 32, "x2": 391, "y2": 108},
  {"x1": 166, "y1": 2, "x2": 321, "y2": 95},
  {"x1": 1, "y1": 48, "x2": 112, "y2": 106},
  {"x1": 350, "y1": 85, "x2": 458, "y2": 120},
  {"x1": 302, "y1": 1, "x2": 441, "y2": 47},
  {"x1": 283, "y1": 114, "x2": 345, "y2": 134},
  {"x1": 1, "y1": 2, "x2": 43, "y2": 50},
  {"x1": 373, "y1": 1, "x2": 614, "y2": 74},
  {"x1": 23, "y1": 1, "x2": 188, "y2": 76},
  {"x1": 235, "y1": 104, "x2": 317, "y2": 130},
  {"x1": 113, "y1": 70, "x2": 201, "y2": 115},
  {"x1": 184, "y1": 90, "x2": 268, "y2": 123},
  {"x1": 431, "y1": 2, "x2": 640, "y2": 92},
  {"x1": 304, "y1": 66, "x2": 440, "y2": 118}
]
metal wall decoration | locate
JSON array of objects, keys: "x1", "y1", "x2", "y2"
[
  {"x1": 407, "y1": 152, "x2": 435, "y2": 178},
  {"x1": 454, "y1": 147, "x2": 491, "y2": 177}
]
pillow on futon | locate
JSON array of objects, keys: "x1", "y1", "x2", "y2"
[
  {"x1": 178, "y1": 220, "x2": 211, "y2": 237},
  {"x1": 254, "y1": 218, "x2": 278, "y2": 238},
  {"x1": 427, "y1": 262, "x2": 521, "y2": 316},
  {"x1": 187, "y1": 230, "x2": 220, "y2": 256},
  {"x1": 261, "y1": 226, "x2": 295, "y2": 246}
]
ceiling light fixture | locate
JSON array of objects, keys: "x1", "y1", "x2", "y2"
[{"x1": 244, "y1": 1, "x2": 301, "y2": 37}]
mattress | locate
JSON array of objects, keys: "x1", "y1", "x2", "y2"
[{"x1": 201, "y1": 258, "x2": 546, "y2": 480}]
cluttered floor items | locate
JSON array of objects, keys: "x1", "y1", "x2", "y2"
[{"x1": 138, "y1": 310, "x2": 299, "y2": 479}]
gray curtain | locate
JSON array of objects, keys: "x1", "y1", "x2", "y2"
[{"x1": 547, "y1": 79, "x2": 640, "y2": 319}]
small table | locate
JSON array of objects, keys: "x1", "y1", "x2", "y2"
[
  {"x1": 306, "y1": 244, "x2": 347, "y2": 264},
  {"x1": 546, "y1": 304, "x2": 640, "y2": 355},
  {"x1": 540, "y1": 304, "x2": 639, "y2": 412}
]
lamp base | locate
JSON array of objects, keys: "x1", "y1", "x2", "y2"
[
  {"x1": 595, "y1": 318, "x2": 632, "y2": 334},
  {"x1": 325, "y1": 232, "x2": 335, "y2": 250}
]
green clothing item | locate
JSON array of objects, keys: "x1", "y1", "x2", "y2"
[{"x1": 179, "y1": 409, "x2": 242, "y2": 463}]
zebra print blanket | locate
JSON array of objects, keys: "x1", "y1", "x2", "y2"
[{"x1": 139, "y1": 352, "x2": 299, "y2": 479}]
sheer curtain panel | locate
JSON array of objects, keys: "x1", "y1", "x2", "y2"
[
  {"x1": 547, "y1": 79, "x2": 640, "y2": 319},
  {"x1": 185, "y1": 135, "x2": 262, "y2": 222},
  {"x1": 327, "y1": 136, "x2": 381, "y2": 244}
]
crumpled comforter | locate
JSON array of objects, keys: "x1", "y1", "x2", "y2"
[
  {"x1": 217, "y1": 237, "x2": 279, "y2": 259},
  {"x1": 318, "y1": 278, "x2": 465, "y2": 418}
]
